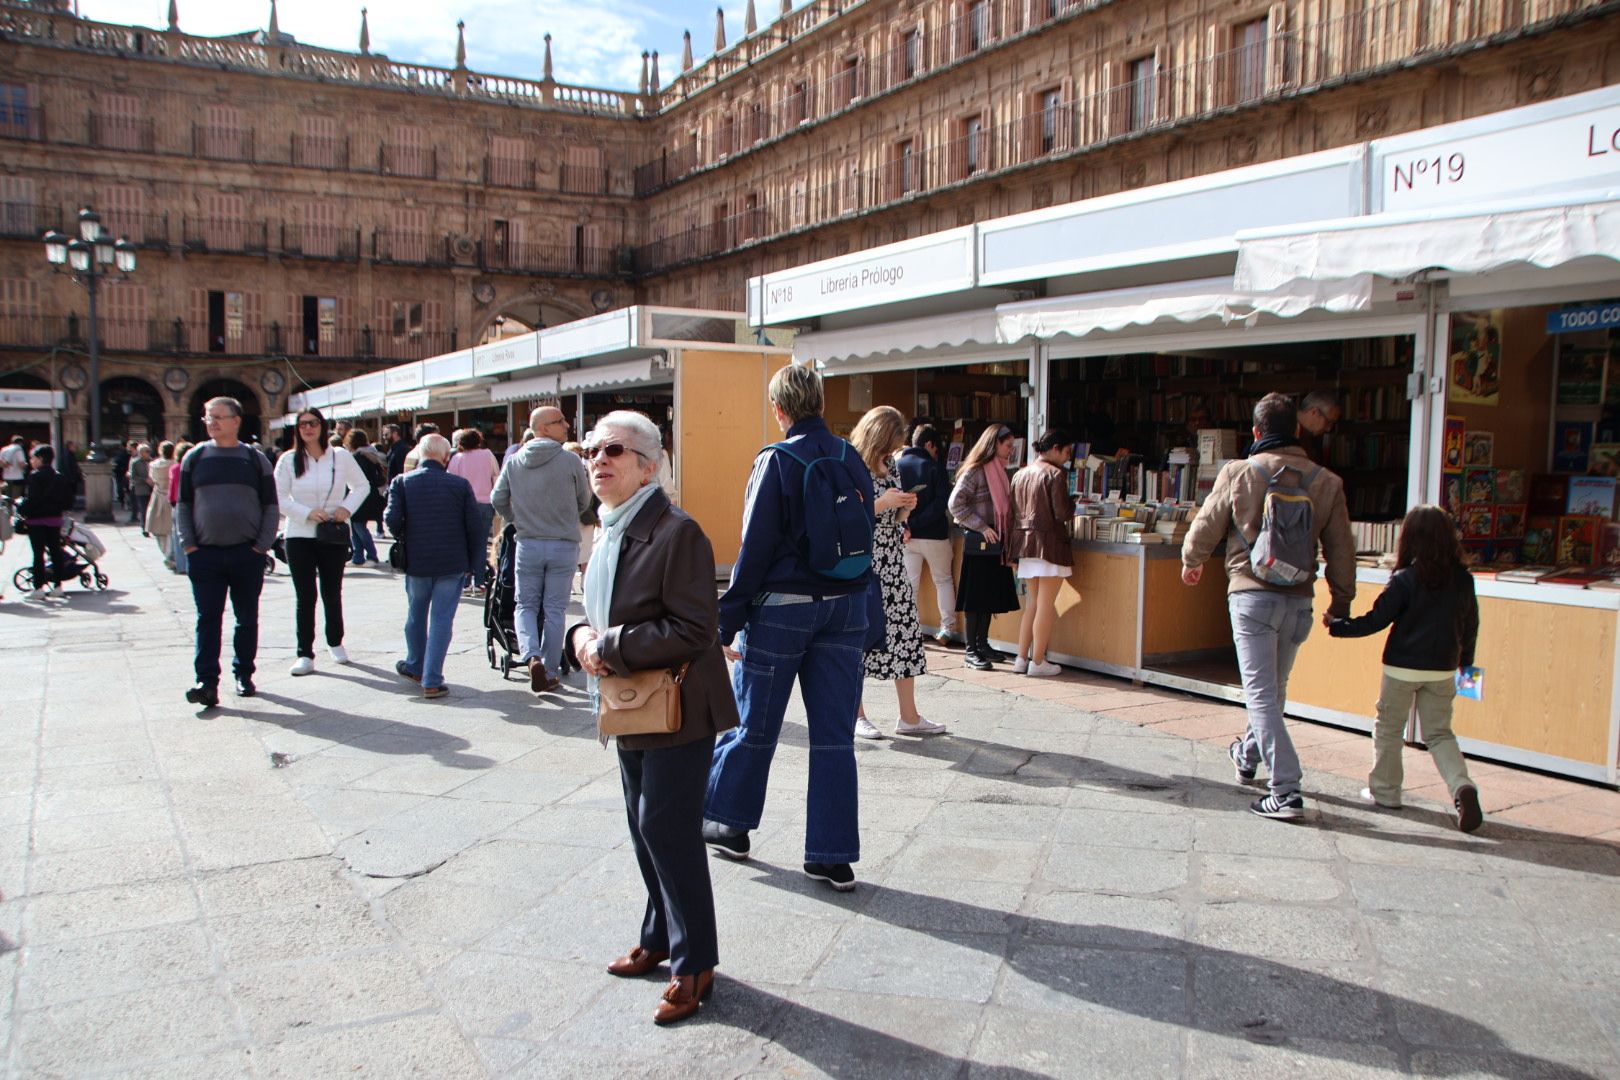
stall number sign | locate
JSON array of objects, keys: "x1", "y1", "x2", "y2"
[
  {"x1": 1547, "y1": 302, "x2": 1620, "y2": 335},
  {"x1": 1378, "y1": 102, "x2": 1620, "y2": 212}
]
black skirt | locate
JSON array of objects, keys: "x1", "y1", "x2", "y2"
[{"x1": 956, "y1": 553, "x2": 1019, "y2": 614}]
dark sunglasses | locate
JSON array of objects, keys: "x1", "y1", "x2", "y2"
[{"x1": 584, "y1": 442, "x2": 642, "y2": 461}]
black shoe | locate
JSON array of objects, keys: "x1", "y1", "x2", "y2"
[
  {"x1": 1249, "y1": 792, "x2": 1306, "y2": 821},
  {"x1": 1454, "y1": 784, "x2": 1484, "y2": 833},
  {"x1": 803, "y1": 862, "x2": 856, "y2": 892},
  {"x1": 1228, "y1": 739, "x2": 1259, "y2": 785},
  {"x1": 234, "y1": 675, "x2": 256, "y2": 697},
  {"x1": 983, "y1": 645, "x2": 1010, "y2": 661},
  {"x1": 185, "y1": 684, "x2": 219, "y2": 709},
  {"x1": 701, "y1": 820, "x2": 751, "y2": 861},
  {"x1": 963, "y1": 651, "x2": 993, "y2": 671}
]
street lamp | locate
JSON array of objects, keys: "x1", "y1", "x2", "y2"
[{"x1": 43, "y1": 206, "x2": 138, "y2": 462}]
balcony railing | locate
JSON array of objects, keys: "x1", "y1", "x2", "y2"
[
  {"x1": 279, "y1": 224, "x2": 362, "y2": 261},
  {"x1": 182, "y1": 217, "x2": 270, "y2": 255},
  {"x1": 101, "y1": 212, "x2": 172, "y2": 247},
  {"x1": 0, "y1": 105, "x2": 45, "y2": 142},
  {"x1": 89, "y1": 113, "x2": 155, "y2": 152},
  {"x1": 0, "y1": 201, "x2": 62, "y2": 240},
  {"x1": 191, "y1": 124, "x2": 255, "y2": 162},
  {"x1": 371, "y1": 230, "x2": 455, "y2": 265},
  {"x1": 484, "y1": 156, "x2": 537, "y2": 189},
  {"x1": 479, "y1": 234, "x2": 623, "y2": 278},
  {"x1": 379, "y1": 144, "x2": 439, "y2": 179},
  {"x1": 559, "y1": 164, "x2": 611, "y2": 196},
  {"x1": 291, "y1": 134, "x2": 351, "y2": 170}
]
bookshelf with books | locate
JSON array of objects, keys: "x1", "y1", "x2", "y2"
[{"x1": 912, "y1": 361, "x2": 1029, "y2": 477}]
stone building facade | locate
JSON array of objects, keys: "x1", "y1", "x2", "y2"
[{"x1": 1, "y1": 0, "x2": 1616, "y2": 447}]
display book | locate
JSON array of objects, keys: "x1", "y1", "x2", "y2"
[
  {"x1": 1074, "y1": 496, "x2": 1196, "y2": 544},
  {"x1": 1469, "y1": 466, "x2": 1620, "y2": 589}
]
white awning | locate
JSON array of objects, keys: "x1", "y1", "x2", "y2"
[
  {"x1": 1234, "y1": 190, "x2": 1620, "y2": 292},
  {"x1": 384, "y1": 390, "x2": 431, "y2": 412},
  {"x1": 491, "y1": 373, "x2": 561, "y2": 404},
  {"x1": 995, "y1": 275, "x2": 1374, "y2": 342},
  {"x1": 558, "y1": 358, "x2": 663, "y2": 394},
  {"x1": 329, "y1": 397, "x2": 384, "y2": 420},
  {"x1": 793, "y1": 309, "x2": 1001, "y2": 365}
]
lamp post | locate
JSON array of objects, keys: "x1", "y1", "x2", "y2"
[{"x1": 43, "y1": 207, "x2": 138, "y2": 463}]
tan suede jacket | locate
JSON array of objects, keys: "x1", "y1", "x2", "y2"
[{"x1": 1180, "y1": 446, "x2": 1357, "y2": 617}]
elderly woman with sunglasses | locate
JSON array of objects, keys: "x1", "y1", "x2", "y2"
[{"x1": 565, "y1": 411, "x2": 738, "y2": 1026}]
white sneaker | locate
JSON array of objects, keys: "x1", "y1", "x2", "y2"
[
  {"x1": 895, "y1": 717, "x2": 947, "y2": 736},
  {"x1": 329, "y1": 645, "x2": 351, "y2": 665},
  {"x1": 1011, "y1": 656, "x2": 1029, "y2": 674},
  {"x1": 290, "y1": 656, "x2": 316, "y2": 676},
  {"x1": 1027, "y1": 660, "x2": 1063, "y2": 677},
  {"x1": 854, "y1": 717, "x2": 884, "y2": 741},
  {"x1": 26, "y1": 588, "x2": 47, "y2": 600}
]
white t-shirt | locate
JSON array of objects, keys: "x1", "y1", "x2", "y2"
[{"x1": 0, "y1": 444, "x2": 26, "y2": 481}]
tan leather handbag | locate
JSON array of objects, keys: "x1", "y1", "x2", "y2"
[{"x1": 597, "y1": 664, "x2": 689, "y2": 738}]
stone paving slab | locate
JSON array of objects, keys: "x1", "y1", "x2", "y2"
[{"x1": 2, "y1": 521, "x2": 1619, "y2": 1078}]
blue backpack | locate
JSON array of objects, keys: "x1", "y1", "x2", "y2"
[{"x1": 769, "y1": 440, "x2": 873, "y2": 581}]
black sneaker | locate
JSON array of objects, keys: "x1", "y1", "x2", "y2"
[
  {"x1": 185, "y1": 684, "x2": 219, "y2": 709},
  {"x1": 1249, "y1": 792, "x2": 1306, "y2": 821},
  {"x1": 803, "y1": 862, "x2": 856, "y2": 892},
  {"x1": 963, "y1": 651, "x2": 993, "y2": 671},
  {"x1": 701, "y1": 821, "x2": 751, "y2": 861},
  {"x1": 1228, "y1": 739, "x2": 1258, "y2": 785},
  {"x1": 1454, "y1": 784, "x2": 1484, "y2": 833},
  {"x1": 233, "y1": 675, "x2": 256, "y2": 698}
]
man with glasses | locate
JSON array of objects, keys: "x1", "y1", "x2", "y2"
[
  {"x1": 176, "y1": 396, "x2": 279, "y2": 708},
  {"x1": 1297, "y1": 390, "x2": 1341, "y2": 466},
  {"x1": 492, "y1": 405, "x2": 591, "y2": 693}
]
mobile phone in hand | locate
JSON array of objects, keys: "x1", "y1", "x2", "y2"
[{"x1": 906, "y1": 483, "x2": 928, "y2": 494}]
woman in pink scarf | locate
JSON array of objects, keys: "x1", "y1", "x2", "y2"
[{"x1": 947, "y1": 424, "x2": 1020, "y2": 670}]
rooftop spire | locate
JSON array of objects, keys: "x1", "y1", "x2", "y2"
[
  {"x1": 542, "y1": 33, "x2": 553, "y2": 80},
  {"x1": 638, "y1": 50, "x2": 649, "y2": 94},
  {"x1": 267, "y1": 0, "x2": 279, "y2": 37},
  {"x1": 681, "y1": 30, "x2": 693, "y2": 71},
  {"x1": 167, "y1": 0, "x2": 178, "y2": 32},
  {"x1": 650, "y1": 51, "x2": 660, "y2": 93},
  {"x1": 454, "y1": 20, "x2": 466, "y2": 70},
  {"x1": 713, "y1": 6, "x2": 726, "y2": 52},
  {"x1": 744, "y1": 0, "x2": 757, "y2": 35},
  {"x1": 358, "y1": 7, "x2": 369, "y2": 53},
  {"x1": 780, "y1": 0, "x2": 792, "y2": 16}
]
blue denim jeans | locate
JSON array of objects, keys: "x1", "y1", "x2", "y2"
[
  {"x1": 350, "y1": 520, "x2": 378, "y2": 565},
  {"x1": 402, "y1": 573, "x2": 463, "y2": 690},
  {"x1": 705, "y1": 591, "x2": 868, "y2": 864},
  {"x1": 187, "y1": 542, "x2": 264, "y2": 688},
  {"x1": 466, "y1": 503, "x2": 497, "y2": 587},
  {"x1": 1229, "y1": 590, "x2": 1314, "y2": 798},
  {"x1": 515, "y1": 537, "x2": 578, "y2": 672}
]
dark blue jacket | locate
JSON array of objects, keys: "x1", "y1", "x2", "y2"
[
  {"x1": 718, "y1": 416, "x2": 876, "y2": 644},
  {"x1": 384, "y1": 460, "x2": 483, "y2": 579},
  {"x1": 895, "y1": 445, "x2": 949, "y2": 540}
]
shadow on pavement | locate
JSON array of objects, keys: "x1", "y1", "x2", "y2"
[{"x1": 249, "y1": 690, "x2": 498, "y2": 769}]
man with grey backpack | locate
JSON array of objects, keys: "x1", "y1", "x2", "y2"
[{"x1": 1180, "y1": 392, "x2": 1356, "y2": 821}]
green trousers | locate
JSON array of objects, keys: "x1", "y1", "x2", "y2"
[{"x1": 1369, "y1": 673, "x2": 1475, "y2": 807}]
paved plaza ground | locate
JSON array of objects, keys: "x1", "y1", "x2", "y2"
[{"x1": 2, "y1": 519, "x2": 1619, "y2": 1078}]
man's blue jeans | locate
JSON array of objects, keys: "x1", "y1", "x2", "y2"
[
  {"x1": 350, "y1": 520, "x2": 378, "y2": 565},
  {"x1": 466, "y1": 503, "x2": 497, "y2": 587},
  {"x1": 402, "y1": 573, "x2": 463, "y2": 690},
  {"x1": 515, "y1": 537, "x2": 578, "y2": 673},
  {"x1": 1229, "y1": 590, "x2": 1314, "y2": 798},
  {"x1": 188, "y1": 542, "x2": 264, "y2": 688},
  {"x1": 705, "y1": 592, "x2": 867, "y2": 864}
]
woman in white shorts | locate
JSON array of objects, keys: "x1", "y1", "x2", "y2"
[{"x1": 1006, "y1": 430, "x2": 1076, "y2": 677}]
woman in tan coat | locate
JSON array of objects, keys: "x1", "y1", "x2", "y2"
[
  {"x1": 566, "y1": 410, "x2": 738, "y2": 1026},
  {"x1": 1006, "y1": 429, "x2": 1075, "y2": 677}
]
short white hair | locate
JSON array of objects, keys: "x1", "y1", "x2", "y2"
[
  {"x1": 588, "y1": 410, "x2": 662, "y2": 467},
  {"x1": 418, "y1": 433, "x2": 452, "y2": 462}
]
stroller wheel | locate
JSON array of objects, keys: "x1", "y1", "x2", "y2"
[
  {"x1": 501, "y1": 652, "x2": 512, "y2": 678},
  {"x1": 13, "y1": 567, "x2": 34, "y2": 591},
  {"x1": 79, "y1": 571, "x2": 93, "y2": 589},
  {"x1": 94, "y1": 571, "x2": 108, "y2": 591},
  {"x1": 487, "y1": 642, "x2": 496, "y2": 670}
]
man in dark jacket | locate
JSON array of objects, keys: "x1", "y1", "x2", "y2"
[
  {"x1": 895, "y1": 424, "x2": 955, "y2": 644},
  {"x1": 384, "y1": 433, "x2": 483, "y2": 698},
  {"x1": 704, "y1": 364, "x2": 876, "y2": 893}
]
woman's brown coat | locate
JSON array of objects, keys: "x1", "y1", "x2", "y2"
[{"x1": 1006, "y1": 459, "x2": 1075, "y2": 566}]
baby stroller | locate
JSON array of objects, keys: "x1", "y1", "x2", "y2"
[
  {"x1": 12, "y1": 519, "x2": 109, "y2": 592},
  {"x1": 484, "y1": 523, "x2": 522, "y2": 678}
]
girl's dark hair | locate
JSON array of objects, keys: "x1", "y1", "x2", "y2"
[
  {"x1": 293, "y1": 408, "x2": 329, "y2": 478},
  {"x1": 1033, "y1": 429, "x2": 1071, "y2": 454},
  {"x1": 457, "y1": 428, "x2": 483, "y2": 451},
  {"x1": 1396, "y1": 504, "x2": 1464, "y2": 589}
]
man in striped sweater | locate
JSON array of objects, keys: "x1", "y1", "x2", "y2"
[{"x1": 176, "y1": 396, "x2": 279, "y2": 709}]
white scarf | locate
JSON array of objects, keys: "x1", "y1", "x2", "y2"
[{"x1": 583, "y1": 481, "x2": 661, "y2": 707}]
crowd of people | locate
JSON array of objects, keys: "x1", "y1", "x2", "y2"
[{"x1": 1, "y1": 372, "x2": 1488, "y2": 1025}]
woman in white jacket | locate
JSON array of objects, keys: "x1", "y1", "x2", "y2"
[{"x1": 275, "y1": 408, "x2": 369, "y2": 676}]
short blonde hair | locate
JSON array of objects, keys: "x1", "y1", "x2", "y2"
[
  {"x1": 769, "y1": 363, "x2": 824, "y2": 424},
  {"x1": 850, "y1": 405, "x2": 907, "y2": 475}
]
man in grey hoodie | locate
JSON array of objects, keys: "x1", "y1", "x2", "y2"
[{"x1": 492, "y1": 406, "x2": 591, "y2": 692}]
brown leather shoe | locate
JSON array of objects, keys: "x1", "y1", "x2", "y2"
[
  {"x1": 528, "y1": 658, "x2": 548, "y2": 693},
  {"x1": 652, "y1": 970, "x2": 713, "y2": 1025},
  {"x1": 607, "y1": 946, "x2": 670, "y2": 977}
]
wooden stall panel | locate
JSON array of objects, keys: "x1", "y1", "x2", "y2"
[
  {"x1": 1142, "y1": 556, "x2": 1231, "y2": 657},
  {"x1": 1285, "y1": 576, "x2": 1387, "y2": 718},
  {"x1": 1460, "y1": 596, "x2": 1615, "y2": 767},
  {"x1": 676, "y1": 349, "x2": 788, "y2": 569}
]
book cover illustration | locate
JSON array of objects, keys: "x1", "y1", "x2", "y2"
[
  {"x1": 1442, "y1": 475, "x2": 1463, "y2": 514},
  {"x1": 1590, "y1": 443, "x2": 1620, "y2": 478},
  {"x1": 1554, "y1": 421, "x2": 1594, "y2": 473},
  {"x1": 1567, "y1": 476, "x2": 1619, "y2": 519},
  {"x1": 1460, "y1": 504, "x2": 1495, "y2": 539},
  {"x1": 946, "y1": 442, "x2": 964, "y2": 470},
  {"x1": 1494, "y1": 504, "x2": 1527, "y2": 537},
  {"x1": 1443, "y1": 416, "x2": 1466, "y2": 472},
  {"x1": 1449, "y1": 312, "x2": 1501, "y2": 406},
  {"x1": 1603, "y1": 523, "x2": 1620, "y2": 569},
  {"x1": 1463, "y1": 468, "x2": 1495, "y2": 504},
  {"x1": 1557, "y1": 515, "x2": 1601, "y2": 565},
  {"x1": 1557, "y1": 346, "x2": 1606, "y2": 406},
  {"x1": 1529, "y1": 474, "x2": 1570, "y2": 517},
  {"x1": 1463, "y1": 431, "x2": 1494, "y2": 467},
  {"x1": 1521, "y1": 518, "x2": 1558, "y2": 564},
  {"x1": 1456, "y1": 666, "x2": 1484, "y2": 702},
  {"x1": 1495, "y1": 469, "x2": 1526, "y2": 503}
]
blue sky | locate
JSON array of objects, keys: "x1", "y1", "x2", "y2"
[{"x1": 78, "y1": 0, "x2": 787, "y2": 90}]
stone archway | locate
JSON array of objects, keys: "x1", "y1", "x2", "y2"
[
  {"x1": 189, "y1": 378, "x2": 263, "y2": 444},
  {"x1": 474, "y1": 298, "x2": 589, "y2": 345},
  {"x1": 99, "y1": 376, "x2": 166, "y2": 449}
]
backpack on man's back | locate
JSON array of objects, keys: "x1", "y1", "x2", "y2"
[
  {"x1": 1237, "y1": 461, "x2": 1322, "y2": 587},
  {"x1": 768, "y1": 440, "x2": 873, "y2": 581}
]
